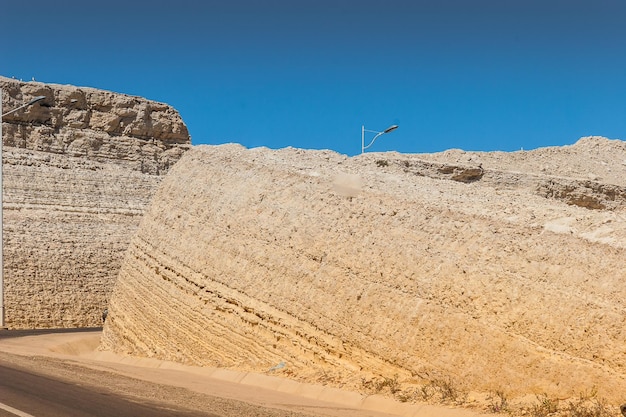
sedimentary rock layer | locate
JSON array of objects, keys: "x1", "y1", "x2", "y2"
[
  {"x1": 1, "y1": 76, "x2": 189, "y2": 174},
  {"x1": 1, "y1": 76, "x2": 190, "y2": 328},
  {"x1": 102, "y1": 139, "x2": 626, "y2": 403}
]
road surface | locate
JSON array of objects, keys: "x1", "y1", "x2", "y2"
[
  {"x1": 0, "y1": 329, "x2": 484, "y2": 417},
  {"x1": 0, "y1": 359, "x2": 213, "y2": 417}
]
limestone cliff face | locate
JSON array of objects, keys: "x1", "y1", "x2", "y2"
[
  {"x1": 1, "y1": 76, "x2": 191, "y2": 328},
  {"x1": 101, "y1": 139, "x2": 626, "y2": 404},
  {"x1": 1, "y1": 76, "x2": 189, "y2": 174}
]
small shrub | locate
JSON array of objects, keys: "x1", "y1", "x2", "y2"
[
  {"x1": 376, "y1": 159, "x2": 389, "y2": 167},
  {"x1": 373, "y1": 374, "x2": 400, "y2": 394},
  {"x1": 429, "y1": 377, "x2": 467, "y2": 405},
  {"x1": 362, "y1": 374, "x2": 400, "y2": 395},
  {"x1": 360, "y1": 377, "x2": 375, "y2": 392},
  {"x1": 565, "y1": 396, "x2": 612, "y2": 417},
  {"x1": 487, "y1": 390, "x2": 510, "y2": 414},
  {"x1": 385, "y1": 375, "x2": 401, "y2": 394},
  {"x1": 527, "y1": 394, "x2": 559, "y2": 417},
  {"x1": 396, "y1": 390, "x2": 413, "y2": 403},
  {"x1": 414, "y1": 383, "x2": 436, "y2": 401}
]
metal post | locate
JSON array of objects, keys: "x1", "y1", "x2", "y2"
[
  {"x1": 361, "y1": 125, "x2": 365, "y2": 154},
  {"x1": 0, "y1": 88, "x2": 4, "y2": 329}
]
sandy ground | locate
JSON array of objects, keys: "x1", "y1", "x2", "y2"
[{"x1": 0, "y1": 330, "x2": 487, "y2": 417}]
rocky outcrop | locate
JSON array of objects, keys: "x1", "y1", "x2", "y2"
[
  {"x1": 101, "y1": 139, "x2": 626, "y2": 405},
  {"x1": 1, "y1": 76, "x2": 189, "y2": 174},
  {"x1": 536, "y1": 178, "x2": 626, "y2": 210},
  {"x1": 415, "y1": 136, "x2": 626, "y2": 210},
  {"x1": 1, "y1": 76, "x2": 191, "y2": 328}
]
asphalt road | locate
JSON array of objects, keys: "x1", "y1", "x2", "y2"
[
  {"x1": 0, "y1": 359, "x2": 215, "y2": 417},
  {"x1": 0, "y1": 329, "x2": 325, "y2": 417},
  {"x1": 0, "y1": 327, "x2": 103, "y2": 340}
]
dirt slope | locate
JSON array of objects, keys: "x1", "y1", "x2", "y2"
[{"x1": 101, "y1": 137, "x2": 626, "y2": 406}]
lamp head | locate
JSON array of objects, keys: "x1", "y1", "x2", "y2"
[
  {"x1": 27, "y1": 96, "x2": 46, "y2": 105},
  {"x1": 383, "y1": 125, "x2": 399, "y2": 134}
]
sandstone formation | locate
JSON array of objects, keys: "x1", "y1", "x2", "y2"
[
  {"x1": 101, "y1": 137, "x2": 626, "y2": 405},
  {"x1": 1, "y1": 76, "x2": 190, "y2": 328}
]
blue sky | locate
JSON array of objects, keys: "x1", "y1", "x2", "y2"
[{"x1": 3, "y1": 0, "x2": 625, "y2": 156}]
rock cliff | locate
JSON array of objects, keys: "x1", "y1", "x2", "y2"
[
  {"x1": 1, "y1": 76, "x2": 190, "y2": 328},
  {"x1": 101, "y1": 138, "x2": 626, "y2": 405}
]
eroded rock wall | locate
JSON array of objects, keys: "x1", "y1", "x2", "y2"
[
  {"x1": 102, "y1": 141, "x2": 626, "y2": 403},
  {"x1": 1, "y1": 76, "x2": 189, "y2": 174},
  {"x1": 1, "y1": 76, "x2": 191, "y2": 328}
]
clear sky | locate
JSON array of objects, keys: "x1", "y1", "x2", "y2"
[{"x1": 3, "y1": 0, "x2": 625, "y2": 156}]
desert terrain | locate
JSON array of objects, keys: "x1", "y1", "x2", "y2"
[
  {"x1": 0, "y1": 76, "x2": 190, "y2": 328},
  {"x1": 101, "y1": 137, "x2": 625, "y2": 414},
  {"x1": 2, "y1": 77, "x2": 624, "y2": 415}
]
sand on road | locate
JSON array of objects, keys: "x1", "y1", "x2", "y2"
[{"x1": 0, "y1": 330, "x2": 485, "y2": 417}]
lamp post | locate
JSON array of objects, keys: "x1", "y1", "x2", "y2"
[
  {"x1": 0, "y1": 90, "x2": 46, "y2": 329},
  {"x1": 361, "y1": 124, "x2": 398, "y2": 154}
]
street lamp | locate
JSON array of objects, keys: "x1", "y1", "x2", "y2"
[
  {"x1": 0, "y1": 90, "x2": 46, "y2": 329},
  {"x1": 2, "y1": 95, "x2": 46, "y2": 118},
  {"x1": 361, "y1": 124, "x2": 398, "y2": 154}
]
